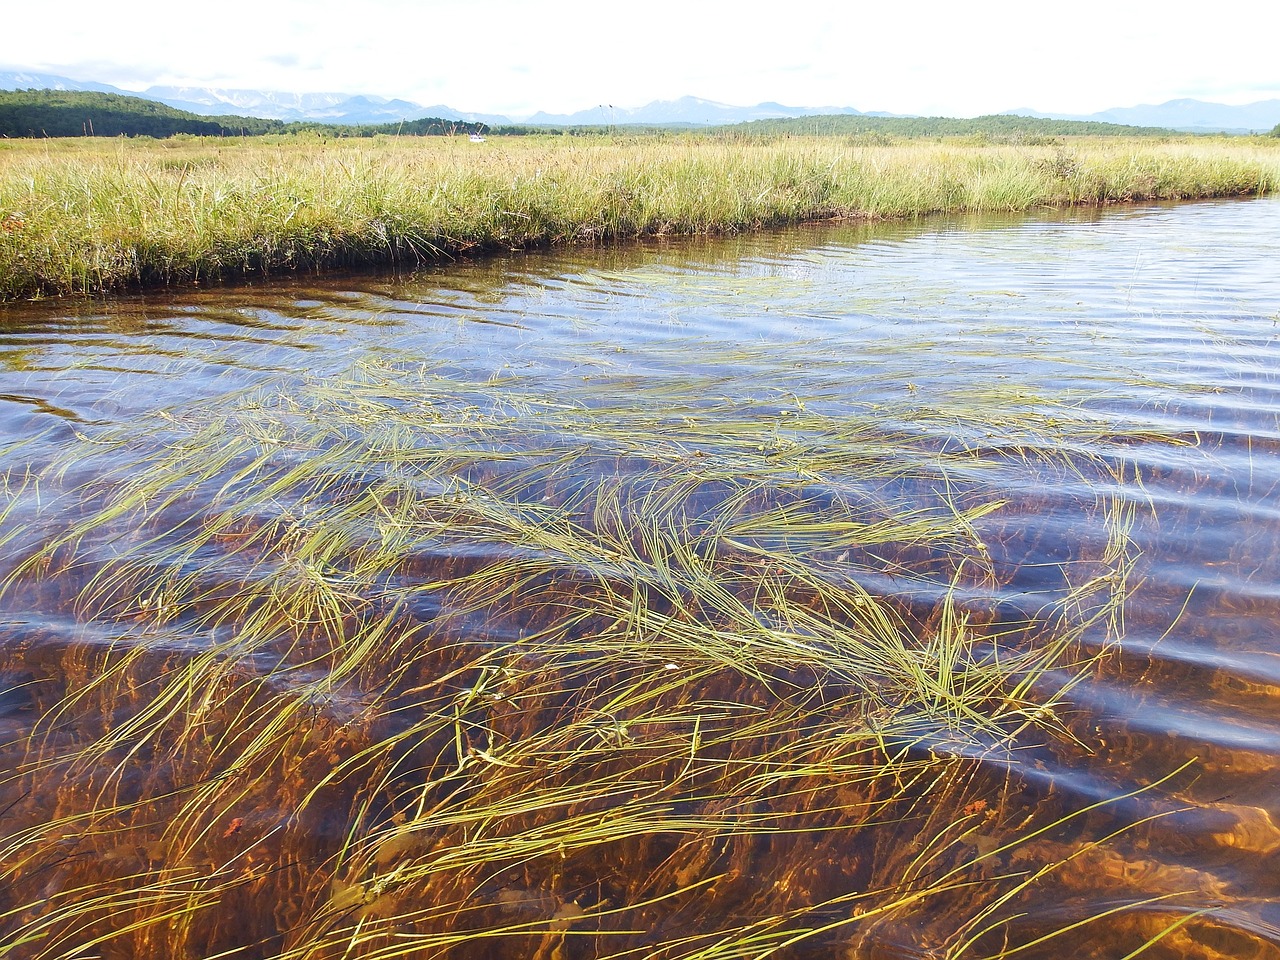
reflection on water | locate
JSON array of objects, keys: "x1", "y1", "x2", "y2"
[{"x1": 2, "y1": 198, "x2": 1280, "y2": 959}]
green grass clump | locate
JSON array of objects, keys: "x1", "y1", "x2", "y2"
[
  {"x1": 0, "y1": 350, "x2": 1208, "y2": 960},
  {"x1": 1, "y1": 136, "x2": 1277, "y2": 300}
]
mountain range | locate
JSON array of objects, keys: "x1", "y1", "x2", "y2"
[
  {"x1": 1, "y1": 69, "x2": 1276, "y2": 132},
  {"x1": 1004, "y1": 98, "x2": 1280, "y2": 135},
  {"x1": 519, "y1": 98, "x2": 899, "y2": 127}
]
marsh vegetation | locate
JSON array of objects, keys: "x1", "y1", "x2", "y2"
[{"x1": 1, "y1": 136, "x2": 1277, "y2": 300}]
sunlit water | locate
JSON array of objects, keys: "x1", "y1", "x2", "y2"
[{"x1": 2, "y1": 198, "x2": 1280, "y2": 959}]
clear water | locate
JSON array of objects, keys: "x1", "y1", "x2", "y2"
[{"x1": 2, "y1": 198, "x2": 1279, "y2": 959}]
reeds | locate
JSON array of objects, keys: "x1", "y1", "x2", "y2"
[
  {"x1": 1, "y1": 136, "x2": 1277, "y2": 300},
  {"x1": 0, "y1": 349, "x2": 1193, "y2": 959}
]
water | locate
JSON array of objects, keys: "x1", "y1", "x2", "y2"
[{"x1": 2, "y1": 198, "x2": 1279, "y2": 959}]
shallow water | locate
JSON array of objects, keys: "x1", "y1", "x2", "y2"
[{"x1": 2, "y1": 198, "x2": 1280, "y2": 959}]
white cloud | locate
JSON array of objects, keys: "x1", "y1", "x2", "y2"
[{"x1": 5, "y1": 0, "x2": 1279, "y2": 116}]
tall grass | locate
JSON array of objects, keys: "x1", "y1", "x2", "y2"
[
  {"x1": 1, "y1": 135, "x2": 1277, "y2": 300},
  {"x1": 0, "y1": 351, "x2": 1201, "y2": 959}
]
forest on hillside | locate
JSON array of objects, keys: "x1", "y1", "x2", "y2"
[
  {"x1": 0, "y1": 90, "x2": 488, "y2": 138},
  {"x1": 0, "y1": 90, "x2": 283, "y2": 137}
]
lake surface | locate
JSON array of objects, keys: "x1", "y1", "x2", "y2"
[{"x1": 2, "y1": 198, "x2": 1279, "y2": 959}]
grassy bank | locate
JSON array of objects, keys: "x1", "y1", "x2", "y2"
[{"x1": 1, "y1": 135, "x2": 1278, "y2": 300}]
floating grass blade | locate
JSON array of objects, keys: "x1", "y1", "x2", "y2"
[{"x1": 0, "y1": 349, "x2": 1200, "y2": 959}]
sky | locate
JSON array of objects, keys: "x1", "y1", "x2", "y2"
[{"x1": 4, "y1": 0, "x2": 1278, "y2": 118}]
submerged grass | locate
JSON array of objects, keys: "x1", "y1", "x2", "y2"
[
  {"x1": 1, "y1": 135, "x2": 1278, "y2": 300},
  {"x1": 0, "y1": 351, "x2": 1199, "y2": 959}
]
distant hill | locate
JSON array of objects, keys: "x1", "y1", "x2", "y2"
[
  {"x1": 0, "y1": 71, "x2": 508, "y2": 126},
  {"x1": 0, "y1": 90, "x2": 486, "y2": 139},
  {"x1": 0, "y1": 89, "x2": 283, "y2": 137},
  {"x1": 710, "y1": 114, "x2": 1176, "y2": 139}
]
